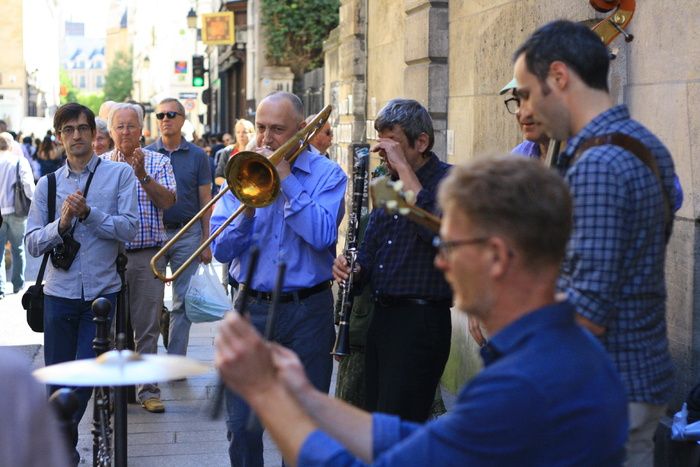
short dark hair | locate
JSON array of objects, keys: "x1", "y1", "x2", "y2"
[
  {"x1": 374, "y1": 98, "x2": 434, "y2": 157},
  {"x1": 158, "y1": 97, "x2": 186, "y2": 116},
  {"x1": 514, "y1": 20, "x2": 610, "y2": 92},
  {"x1": 439, "y1": 156, "x2": 572, "y2": 270},
  {"x1": 54, "y1": 103, "x2": 96, "y2": 134}
]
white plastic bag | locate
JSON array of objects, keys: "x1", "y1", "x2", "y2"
[
  {"x1": 671, "y1": 403, "x2": 700, "y2": 441},
  {"x1": 185, "y1": 263, "x2": 232, "y2": 323}
]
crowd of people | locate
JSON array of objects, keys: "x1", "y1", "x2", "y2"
[{"x1": 0, "y1": 19, "x2": 682, "y2": 467}]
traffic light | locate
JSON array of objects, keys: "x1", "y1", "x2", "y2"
[{"x1": 192, "y1": 55, "x2": 205, "y2": 87}]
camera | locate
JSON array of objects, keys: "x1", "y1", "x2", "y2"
[{"x1": 51, "y1": 234, "x2": 81, "y2": 270}]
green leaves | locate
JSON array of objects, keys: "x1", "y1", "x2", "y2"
[
  {"x1": 261, "y1": 0, "x2": 339, "y2": 78},
  {"x1": 104, "y1": 50, "x2": 134, "y2": 102}
]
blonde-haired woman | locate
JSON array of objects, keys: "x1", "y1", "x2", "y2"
[{"x1": 214, "y1": 119, "x2": 255, "y2": 187}]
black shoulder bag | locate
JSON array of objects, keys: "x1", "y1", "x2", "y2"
[{"x1": 22, "y1": 173, "x2": 56, "y2": 333}]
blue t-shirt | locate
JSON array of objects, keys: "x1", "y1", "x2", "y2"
[
  {"x1": 146, "y1": 138, "x2": 212, "y2": 224},
  {"x1": 298, "y1": 302, "x2": 628, "y2": 466}
]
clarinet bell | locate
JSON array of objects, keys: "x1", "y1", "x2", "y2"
[{"x1": 331, "y1": 320, "x2": 351, "y2": 356}]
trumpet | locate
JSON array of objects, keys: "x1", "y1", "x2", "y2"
[{"x1": 150, "y1": 105, "x2": 333, "y2": 282}]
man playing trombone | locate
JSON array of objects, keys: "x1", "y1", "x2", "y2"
[{"x1": 211, "y1": 91, "x2": 346, "y2": 467}]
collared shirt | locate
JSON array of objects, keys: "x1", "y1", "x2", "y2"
[
  {"x1": 145, "y1": 137, "x2": 211, "y2": 224},
  {"x1": 0, "y1": 150, "x2": 34, "y2": 215},
  {"x1": 298, "y1": 302, "x2": 628, "y2": 466},
  {"x1": 356, "y1": 153, "x2": 452, "y2": 300},
  {"x1": 211, "y1": 149, "x2": 346, "y2": 292},
  {"x1": 510, "y1": 140, "x2": 541, "y2": 159},
  {"x1": 102, "y1": 148, "x2": 177, "y2": 249},
  {"x1": 556, "y1": 104, "x2": 676, "y2": 404},
  {"x1": 25, "y1": 154, "x2": 138, "y2": 300}
]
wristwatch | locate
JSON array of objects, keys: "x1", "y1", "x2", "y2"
[{"x1": 140, "y1": 174, "x2": 152, "y2": 185}]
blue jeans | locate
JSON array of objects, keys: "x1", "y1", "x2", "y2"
[
  {"x1": 44, "y1": 293, "x2": 117, "y2": 435},
  {"x1": 0, "y1": 213, "x2": 27, "y2": 293},
  {"x1": 225, "y1": 288, "x2": 335, "y2": 467},
  {"x1": 164, "y1": 225, "x2": 201, "y2": 356}
]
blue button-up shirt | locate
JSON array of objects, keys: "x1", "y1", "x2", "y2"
[
  {"x1": 355, "y1": 153, "x2": 452, "y2": 300},
  {"x1": 146, "y1": 138, "x2": 211, "y2": 224},
  {"x1": 298, "y1": 302, "x2": 628, "y2": 466},
  {"x1": 211, "y1": 149, "x2": 346, "y2": 292},
  {"x1": 25, "y1": 154, "x2": 138, "y2": 300},
  {"x1": 556, "y1": 104, "x2": 676, "y2": 404}
]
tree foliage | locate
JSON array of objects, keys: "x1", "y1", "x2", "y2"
[
  {"x1": 59, "y1": 68, "x2": 78, "y2": 105},
  {"x1": 261, "y1": 0, "x2": 339, "y2": 78},
  {"x1": 104, "y1": 50, "x2": 133, "y2": 102}
]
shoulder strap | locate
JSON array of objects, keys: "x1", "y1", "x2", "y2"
[
  {"x1": 574, "y1": 132, "x2": 672, "y2": 241},
  {"x1": 35, "y1": 173, "x2": 57, "y2": 284}
]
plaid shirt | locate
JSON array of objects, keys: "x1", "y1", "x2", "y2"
[
  {"x1": 356, "y1": 153, "x2": 452, "y2": 300},
  {"x1": 102, "y1": 148, "x2": 177, "y2": 250},
  {"x1": 556, "y1": 104, "x2": 676, "y2": 404}
]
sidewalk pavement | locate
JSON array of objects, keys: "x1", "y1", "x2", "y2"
[{"x1": 1, "y1": 254, "x2": 284, "y2": 466}]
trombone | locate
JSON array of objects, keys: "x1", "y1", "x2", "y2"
[{"x1": 150, "y1": 105, "x2": 333, "y2": 282}]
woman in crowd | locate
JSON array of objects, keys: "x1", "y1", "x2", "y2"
[
  {"x1": 93, "y1": 117, "x2": 114, "y2": 156},
  {"x1": 214, "y1": 118, "x2": 254, "y2": 187},
  {"x1": 36, "y1": 134, "x2": 62, "y2": 176}
]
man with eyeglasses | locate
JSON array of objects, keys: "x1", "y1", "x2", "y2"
[
  {"x1": 25, "y1": 103, "x2": 138, "y2": 464},
  {"x1": 215, "y1": 156, "x2": 628, "y2": 466},
  {"x1": 104, "y1": 103, "x2": 177, "y2": 413},
  {"x1": 332, "y1": 98, "x2": 452, "y2": 423},
  {"x1": 146, "y1": 98, "x2": 212, "y2": 358},
  {"x1": 500, "y1": 78, "x2": 551, "y2": 161},
  {"x1": 304, "y1": 115, "x2": 334, "y2": 158}
]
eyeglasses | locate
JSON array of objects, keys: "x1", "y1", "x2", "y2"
[
  {"x1": 113, "y1": 124, "x2": 140, "y2": 133},
  {"x1": 432, "y1": 236, "x2": 488, "y2": 259},
  {"x1": 156, "y1": 111, "x2": 184, "y2": 120},
  {"x1": 60, "y1": 125, "x2": 92, "y2": 136},
  {"x1": 504, "y1": 97, "x2": 520, "y2": 115}
]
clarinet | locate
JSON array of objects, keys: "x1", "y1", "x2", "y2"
[{"x1": 332, "y1": 151, "x2": 368, "y2": 356}]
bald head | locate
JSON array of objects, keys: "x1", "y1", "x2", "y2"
[
  {"x1": 260, "y1": 92, "x2": 304, "y2": 126},
  {"x1": 99, "y1": 101, "x2": 117, "y2": 120}
]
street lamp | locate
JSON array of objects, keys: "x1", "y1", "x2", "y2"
[{"x1": 186, "y1": 8, "x2": 197, "y2": 29}]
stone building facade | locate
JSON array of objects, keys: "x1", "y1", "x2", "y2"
[{"x1": 325, "y1": 0, "x2": 700, "y2": 461}]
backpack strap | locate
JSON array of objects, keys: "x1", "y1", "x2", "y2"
[
  {"x1": 35, "y1": 173, "x2": 56, "y2": 284},
  {"x1": 574, "y1": 132, "x2": 672, "y2": 241}
]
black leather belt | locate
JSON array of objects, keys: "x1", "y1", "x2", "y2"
[
  {"x1": 126, "y1": 246, "x2": 159, "y2": 253},
  {"x1": 240, "y1": 281, "x2": 331, "y2": 303},
  {"x1": 163, "y1": 222, "x2": 185, "y2": 230},
  {"x1": 373, "y1": 295, "x2": 452, "y2": 308}
]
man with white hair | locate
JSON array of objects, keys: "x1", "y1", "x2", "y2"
[
  {"x1": 104, "y1": 103, "x2": 177, "y2": 413},
  {"x1": 0, "y1": 131, "x2": 34, "y2": 298}
]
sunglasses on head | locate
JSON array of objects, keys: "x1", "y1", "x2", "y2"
[{"x1": 156, "y1": 111, "x2": 183, "y2": 120}]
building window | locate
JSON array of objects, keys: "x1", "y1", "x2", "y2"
[
  {"x1": 96, "y1": 76, "x2": 103, "y2": 88},
  {"x1": 79, "y1": 76, "x2": 86, "y2": 89}
]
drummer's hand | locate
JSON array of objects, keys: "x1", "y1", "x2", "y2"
[
  {"x1": 468, "y1": 315, "x2": 487, "y2": 347},
  {"x1": 215, "y1": 313, "x2": 277, "y2": 400},
  {"x1": 270, "y1": 343, "x2": 313, "y2": 401}
]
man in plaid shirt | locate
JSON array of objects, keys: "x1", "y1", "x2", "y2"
[
  {"x1": 104, "y1": 102, "x2": 177, "y2": 413},
  {"x1": 513, "y1": 21, "x2": 677, "y2": 466},
  {"x1": 333, "y1": 99, "x2": 452, "y2": 423}
]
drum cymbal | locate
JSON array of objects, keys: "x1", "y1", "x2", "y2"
[{"x1": 33, "y1": 350, "x2": 211, "y2": 386}]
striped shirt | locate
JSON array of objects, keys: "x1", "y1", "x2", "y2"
[
  {"x1": 102, "y1": 148, "x2": 177, "y2": 250},
  {"x1": 356, "y1": 153, "x2": 452, "y2": 300},
  {"x1": 556, "y1": 104, "x2": 676, "y2": 404}
]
